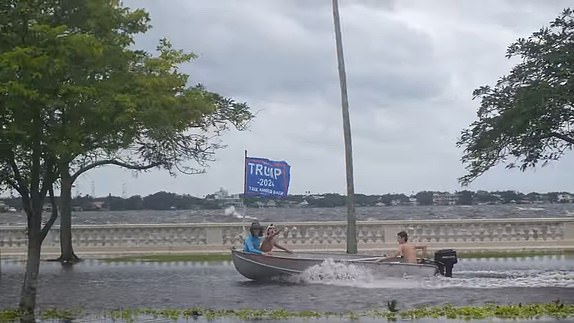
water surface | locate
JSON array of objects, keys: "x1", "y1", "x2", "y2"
[
  {"x1": 1, "y1": 203, "x2": 573, "y2": 226},
  {"x1": 1, "y1": 255, "x2": 572, "y2": 314}
]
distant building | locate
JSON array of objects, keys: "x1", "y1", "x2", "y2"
[
  {"x1": 213, "y1": 187, "x2": 229, "y2": 199},
  {"x1": 491, "y1": 194, "x2": 503, "y2": 204},
  {"x1": 208, "y1": 187, "x2": 243, "y2": 207},
  {"x1": 558, "y1": 194, "x2": 573, "y2": 203},
  {"x1": 91, "y1": 201, "x2": 106, "y2": 210},
  {"x1": 432, "y1": 192, "x2": 458, "y2": 205},
  {"x1": 266, "y1": 200, "x2": 277, "y2": 207}
]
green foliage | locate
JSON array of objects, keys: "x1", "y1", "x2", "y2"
[
  {"x1": 458, "y1": 8, "x2": 574, "y2": 185},
  {"x1": 39, "y1": 307, "x2": 83, "y2": 321},
  {"x1": 415, "y1": 191, "x2": 434, "y2": 205},
  {"x1": 493, "y1": 190, "x2": 523, "y2": 203},
  {"x1": 0, "y1": 0, "x2": 254, "y2": 206},
  {"x1": 141, "y1": 191, "x2": 205, "y2": 210},
  {"x1": 307, "y1": 194, "x2": 346, "y2": 207},
  {"x1": 401, "y1": 302, "x2": 574, "y2": 321},
  {"x1": 456, "y1": 190, "x2": 473, "y2": 205},
  {"x1": 0, "y1": 308, "x2": 83, "y2": 322},
  {"x1": 3, "y1": 188, "x2": 571, "y2": 211},
  {"x1": 2, "y1": 303, "x2": 574, "y2": 322},
  {"x1": 0, "y1": 309, "x2": 22, "y2": 322},
  {"x1": 0, "y1": 0, "x2": 254, "y2": 314}
]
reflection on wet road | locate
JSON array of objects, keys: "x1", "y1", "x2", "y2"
[{"x1": 1, "y1": 255, "x2": 572, "y2": 315}]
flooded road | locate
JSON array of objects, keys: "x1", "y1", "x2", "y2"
[{"x1": 1, "y1": 255, "x2": 573, "y2": 315}]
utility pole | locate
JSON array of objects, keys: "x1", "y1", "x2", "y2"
[{"x1": 331, "y1": 0, "x2": 357, "y2": 253}]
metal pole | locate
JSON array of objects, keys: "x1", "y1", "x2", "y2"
[
  {"x1": 242, "y1": 150, "x2": 248, "y2": 237},
  {"x1": 331, "y1": 0, "x2": 357, "y2": 254}
]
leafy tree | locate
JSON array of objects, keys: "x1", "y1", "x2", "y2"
[
  {"x1": 0, "y1": 0, "x2": 252, "y2": 319},
  {"x1": 458, "y1": 8, "x2": 574, "y2": 185},
  {"x1": 106, "y1": 195, "x2": 127, "y2": 211},
  {"x1": 415, "y1": 191, "x2": 434, "y2": 206},
  {"x1": 354, "y1": 194, "x2": 379, "y2": 206},
  {"x1": 0, "y1": 0, "x2": 69, "y2": 318},
  {"x1": 143, "y1": 191, "x2": 179, "y2": 210},
  {"x1": 457, "y1": 190, "x2": 474, "y2": 205},
  {"x1": 472, "y1": 191, "x2": 493, "y2": 204},
  {"x1": 547, "y1": 192, "x2": 560, "y2": 203},
  {"x1": 493, "y1": 190, "x2": 523, "y2": 203},
  {"x1": 38, "y1": 1, "x2": 251, "y2": 263},
  {"x1": 307, "y1": 193, "x2": 346, "y2": 208},
  {"x1": 124, "y1": 195, "x2": 144, "y2": 210}
]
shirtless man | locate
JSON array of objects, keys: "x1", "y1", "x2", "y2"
[
  {"x1": 260, "y1": 224, "x2": 292, "y2": 254},
  {"x1": 388, "y1": 231, "x2": 427, "y2": 264}
]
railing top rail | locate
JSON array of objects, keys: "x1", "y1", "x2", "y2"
[{"x1": 0, "y1": 217, "x2": 572, "y2": 230}]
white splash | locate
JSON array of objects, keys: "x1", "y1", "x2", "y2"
[
  {"x1": 299, "y1": 258, "x2": 368, "y2": 281},
  {"x1": 293, "y1": 260, "x2": 574, "y2": 290},
  {"x1": 224, "y1": 206, "x2": 257, "y2": 220},
  {"x1": 295, "y1": 259, "x2": 431, "y2": 289}
]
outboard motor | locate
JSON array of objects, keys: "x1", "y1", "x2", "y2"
[{"x1": 434, "y1": 249, "x2": 457, "y2": 277}]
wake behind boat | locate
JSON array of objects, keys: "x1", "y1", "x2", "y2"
[{"x1": 231, "y1": 248, "x2": 451, "y2": 281}]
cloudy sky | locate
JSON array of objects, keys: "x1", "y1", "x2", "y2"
[{"x1": 75, "y1": 0, "x2": 574, "y2": 198}]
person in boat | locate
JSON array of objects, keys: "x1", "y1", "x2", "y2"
[
  {"x1": 385, "y1": 231, "x2": 427, "y2": 264},
  {"x1": 243, "y1": 221, "x2": 268, "y2": 255},
  {"x1": 260, "y1": 224, "x2": 292, "y2": 254}
]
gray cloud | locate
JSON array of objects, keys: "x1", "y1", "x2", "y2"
[{"x1": 77, "y1": 0, "x2": 574, "y2": 197}]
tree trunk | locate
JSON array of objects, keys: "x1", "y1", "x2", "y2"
[
  {"x1": 58, "y1": 168, "x2": 80, "y2": 263},
  {"x1": 19, "y1": 209, "x2": 42, "y2": 323}
]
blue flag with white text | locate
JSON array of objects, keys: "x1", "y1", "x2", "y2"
[{"x1": 244, "y1": 157, "x2": 291, "y2": 198}]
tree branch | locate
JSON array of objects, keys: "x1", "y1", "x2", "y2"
[
  {"x1": 71, "y1": 159, "x2": 162, "y2": 181},
  {"x1": 6, "y1": 154, "x2": 32, "y2": 217},
  {"x1": 550, "y1": 132, "x2": 574, "y2": 145},
  {"x1": 7, "y1": 153, "x2": 30, "y2": 198},
  {"x1": 40, "y1": 185, "x2": 59, "y2": 242},
  {"x1": 39, "y1": 157, "x2": 57, "y2": 202},
  {"x1": 5, "y1": 178, "x2": 25, "y2": 198}
]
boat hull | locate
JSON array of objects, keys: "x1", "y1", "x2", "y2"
[{"x1": 232, "y1": 249, "x2": 438, "y2": 281}]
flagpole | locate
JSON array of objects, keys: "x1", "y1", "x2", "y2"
[{"x1": 242, "y1": 150, "x2": 248, "y2": 234}]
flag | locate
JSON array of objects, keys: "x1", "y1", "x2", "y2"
[{"x1": 244, "y1": 157, "x2": 291, "y2": 198}]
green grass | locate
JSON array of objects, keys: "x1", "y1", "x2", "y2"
[
  {"x1": 101, "y1": 253, "x2": 232, "y2": 263},
  {"x1": 1, "y1": 302, "x2": 573, "y2": 322}
]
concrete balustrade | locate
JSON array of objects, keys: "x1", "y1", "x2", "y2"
[{"x1": 1, "y1": 218, "x2": 573, "y2": 257}]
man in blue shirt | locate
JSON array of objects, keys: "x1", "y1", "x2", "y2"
[{"x1": 243, "y1": 221, "x2": 266, "y2": 255}]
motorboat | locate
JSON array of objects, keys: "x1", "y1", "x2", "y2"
[{"x1": 231, "y1": 248, "x2": 454, "y2": 281}]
